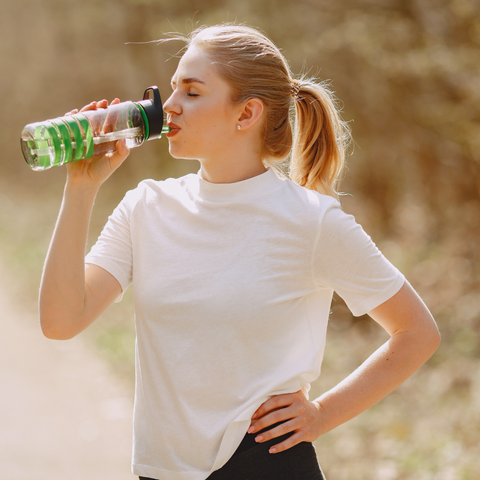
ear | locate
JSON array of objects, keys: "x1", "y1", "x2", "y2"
[{"x1": 237, "y1": 98, "x2": 264, "y2": 130}]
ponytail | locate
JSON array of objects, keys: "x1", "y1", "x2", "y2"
[
  {"x1": 168, "y1": 24, "x2": 350, "y2": 199},
  {"x1": 290, "y1": 79, "x2": 350, "y2": 199}
]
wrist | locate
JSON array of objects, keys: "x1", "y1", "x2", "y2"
[
  {"x1": 64, "y1": 177, "x2": 101, "y2": 199},
  {"x1": 311, "y1": 398, "x2": 333, "y2": 437}
]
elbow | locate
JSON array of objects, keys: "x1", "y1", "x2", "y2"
[
  {"x1": 40, "y1": 313, "x2": 78, "y2": 340},
  {"x1": 41, "y1": 322, "x2": 76, "y2": 341},
  {"x1": 39, "y1": 297, "x2": 87, "y2": 340},
  {"x1": 430, "y1": 325, "x2": 442, "y2": 353},
  {"x1": 42, "y1": 329, "x2": 76, "y2": 341},
  {"x1": 421, "y1": 321, "x2": 441, "y2": 359}
]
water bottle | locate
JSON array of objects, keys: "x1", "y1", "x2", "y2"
[{"x1": 21, "y1": 86, "x2": 170, "y2": 171}]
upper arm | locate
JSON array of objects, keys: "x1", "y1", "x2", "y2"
[
  {"x1": 82, "y1": 263, "x2": 123, "y2": 328},
  {"x1": 40, "y1": 264, "x2": 123, "y2": 340},
  {"x1": 313, "y1": 203, "x2": 405, "y2": 316},
  {"x1": 367, "y1": 280, "x2": 441, "y2": 347}
]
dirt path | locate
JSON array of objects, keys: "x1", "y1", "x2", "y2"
[{"x1": 0, "y1": 274, "x2": 136, "y2": 480}]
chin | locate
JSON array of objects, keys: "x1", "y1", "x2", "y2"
[{"x1": 168, "y1": 147, "x2": 198, "y2": 161}]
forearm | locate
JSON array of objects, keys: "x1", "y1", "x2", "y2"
[
  {"x1": 249, "y1": 284, "x2": 440, "y2": 453},
  {"x1": 39, "y1": 181, "x2": 99, "y2": 339},
  {"x1": 314, "y1": 326, "x2": 440, "y2": 435}
]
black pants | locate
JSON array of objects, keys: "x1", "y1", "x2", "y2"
[{"x1": 139, "y1": 423, "x2": 325, "y2": 480}]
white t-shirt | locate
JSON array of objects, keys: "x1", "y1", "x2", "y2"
[{"x1": 85, "y1": 168, "x2": 404, "y2": 480}]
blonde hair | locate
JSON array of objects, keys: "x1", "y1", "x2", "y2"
[{"x1": 167, "y1": 24, "x2": 350, "y2": 199}]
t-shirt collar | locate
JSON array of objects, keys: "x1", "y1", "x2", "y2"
[{"x1": 195, "y1": 167, "x2": 281, "y2": 202}]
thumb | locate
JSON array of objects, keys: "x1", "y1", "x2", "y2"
[
  {"x1": 117, "y1": 138, "x2": 130, "y2": 156},
  {"x1": 109, "y1": 139, "x2": 130, "y2": 169}
]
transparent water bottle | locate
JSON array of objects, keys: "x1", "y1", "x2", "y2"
[{"x1": 21, "y1": 86, "x2": 170, "y2": 171}]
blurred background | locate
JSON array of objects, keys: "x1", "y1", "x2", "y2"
[{"x1": 1, "y1": 0, "x2": 479, "y2": 479}]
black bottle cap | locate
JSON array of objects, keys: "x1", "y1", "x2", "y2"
[{"x1": 137, "y1": 86, "x2": 164, "y2": 140}]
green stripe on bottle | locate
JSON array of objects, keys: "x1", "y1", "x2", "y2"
[
  {"x1": 44, "y1": 122, "x2": 62, "y2": 167},
  {"x1": 33, "y1": 124, "x2": 52, "y2": 169},
  {"x1": 76, "y1": 116, "x2": 94, "y2": 159},
  {"x1": 63, "y1": 117, "x2": 85, "y2": 161},
  {"x1": 51, "y1": 118, "x2": 73, "y2": 164}
]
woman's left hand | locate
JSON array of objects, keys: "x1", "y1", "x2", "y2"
[{"x1": 248, "y1": 390, "x2": 324, "y2": 454}]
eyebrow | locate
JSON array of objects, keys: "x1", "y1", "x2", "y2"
[{"x1": 171, "y1": 77, "x2": 206, "y2": 87}]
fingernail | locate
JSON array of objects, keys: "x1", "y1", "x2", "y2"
[
  {"x1": 269, "y1": 447, "x2": 276, "y2": 454},
  {"x1": 247, "y1": 426, "x2": 255, "y2": 434},
  {"x1": 255, "y1": 435, "x2": 263, "y2": 442}
]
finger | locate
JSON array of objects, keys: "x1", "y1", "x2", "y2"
[
  {"x1": 79, "y1": 101, "x2": 99, "y2": 113},
  {"x1": 268, "y1": 431, "x2": 305, "y2": 454},
  {"x1": 253, "y1": 418, "x2": 301, "y2": 443},
  {"x1": 65, "y1": 108, "x2": 79, "y2": 116},
  {"x1": 116, "y1": 138, "x2": 130, "y2": 156},
  {"x1": 78, "y1": 100, "x2": 107, "y2": 135},
  {"x1": 90, "y1": 139, "x2": 130, "y2": 183},
  {"x1": 90, "y1": 100, "x2": 108, "y2": 134},
  {"x1": 103, "y1": 98, "x2": 120, "y2": 134},
  {"x1": 248, "y1": 407, "x2": 294, "y2": 434},
  {"x1": 105, "y1": 141, "x2": 130, "y2": 175},
  {"x1": 110, "y1": 139, "x2": 130, "y2": 165},
  {"x1": 96, "y1": 99, "x2": 108, "y2": 108},
  {"x1": 252, "y1": 393, "x2": 296, "y2": 420}
]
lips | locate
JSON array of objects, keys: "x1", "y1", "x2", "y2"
[{"x1": 166, "y1": 122, "x2": 181, "y2": 138}]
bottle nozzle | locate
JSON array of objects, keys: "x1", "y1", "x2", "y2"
[{"x1": 161, "y1": 126, "x2": 172, "y2": 135}]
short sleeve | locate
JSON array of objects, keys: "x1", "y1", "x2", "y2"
[
  {"x1": 313, "y1": 201, "x2": 405, "y2": 316},
  {"x1": 85, "y1": 187, "x2": 140, "y2": 299}
]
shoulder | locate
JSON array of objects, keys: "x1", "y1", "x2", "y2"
[
  {"x1": 120, "y1": 173, "x2": 198, "y2": 209},
  {"x1": 278, "y1": 175, "x2": 340, "y2": 219},
  {"x1": 275, "y1": 176, "x2": 372, "y2": 244}
]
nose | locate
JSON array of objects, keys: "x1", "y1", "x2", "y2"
[{"x1": 163, "y1": 91, "x2": 181, "y2": 118}]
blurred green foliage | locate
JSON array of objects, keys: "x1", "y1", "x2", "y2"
[{"x1": 1, "y1": 0, "x2": 479, "y2": 478}]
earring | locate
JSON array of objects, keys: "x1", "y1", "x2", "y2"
[{"x1": 237, "y1": 125, "x2": 241, "y2": 130}]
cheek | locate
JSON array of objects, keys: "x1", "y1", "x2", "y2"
[
  {"x1": 183, "y1": 101, "x2": 234, "y2": 145},
  {"x1": 199, "y1": 101, "x2": 231, "y2": 126}
]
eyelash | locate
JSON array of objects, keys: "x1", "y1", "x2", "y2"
[{"x1": 187, "y1": 93, "x2": 199, "y2": 97}]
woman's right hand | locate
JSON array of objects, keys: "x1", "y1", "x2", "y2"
[
  {"x1": 65, "y1": 98, "x2": 130, "y2": 188},
  {"x1": 40, "y1": 98, "x2": 130, "y2": 340}
]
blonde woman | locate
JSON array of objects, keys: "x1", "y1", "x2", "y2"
[{"x1": 40, "y1": 24, "x2": 441, "y2": 480}]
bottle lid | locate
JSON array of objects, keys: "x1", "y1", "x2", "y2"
[{"x1": 136, "y1": 86, "x2": 164, "y2": 140}]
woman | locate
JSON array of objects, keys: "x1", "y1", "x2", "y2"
[{"x1": 39, "y1": 24, "x2": 441, "y2": 480}]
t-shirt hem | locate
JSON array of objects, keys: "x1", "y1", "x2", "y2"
[
  {"x1": 349, "y1": 274, "x2": 405, "y2": 317},
  {"x1": 84, "y1": 256, "x2": 131, "y2": 301},
  {"x1": 133, "y1": 462, "x2": 210, "y2": 480}
]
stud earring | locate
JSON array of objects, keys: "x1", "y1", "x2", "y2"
[{"x1": 237, "y1": 125, "x2": 241, "y2": 130}]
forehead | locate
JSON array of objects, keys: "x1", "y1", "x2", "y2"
[{"x1": 171, "y1": 46, "x2": 216, "y2": 85}]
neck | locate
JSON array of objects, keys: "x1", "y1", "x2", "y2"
[{"x1": 199, "y1": 153, "x2": 267, "y2": 184}]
